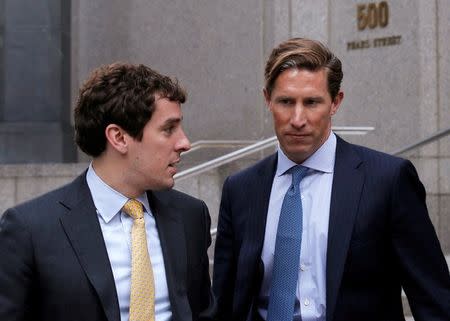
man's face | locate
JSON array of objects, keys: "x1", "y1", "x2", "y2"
[
  {"x1": 126, "y1": 97, "x2": 190, "y2": 191},
  {"x1": 265, "y1": 68, "x2": 343, "y2": 164}
]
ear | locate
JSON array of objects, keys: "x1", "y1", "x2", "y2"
[
  {"x1": 263, "y1": 88, "x2": 272, "y2": 111},
  {"x1": 105, "y1": 124, "x2": 129, "y2": 154},
  {"x1": 330, "y1": 91, "x2": 344, "y2": 116}
]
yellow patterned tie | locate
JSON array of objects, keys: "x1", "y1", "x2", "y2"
[{"x1": 122, "y1": 199, "x2": 155, "y2": 321}]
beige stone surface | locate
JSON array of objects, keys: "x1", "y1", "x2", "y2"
[
  {"x1": 440, "y1": 138, "x2": 450, "y2": 158},
  {"x1": 291, "y1": 0, "x2": 329, "y2": 42},
  {"x1": 176, "y1": 169, "x2": 221, "y2": 260},
  {"x1": 426, "y1": 195, "x2": 440, "y2": 232},
  {"x1": 0, "y1": 163, "x2": 86, "y2": 210},
  {"x1": 0, "y1": 163, "x2": 86, "y2": 177},
  {"x1": 329, "y1": 0, "x2": 438, "y2": 154},
  {"x1": 0, "y1": 178, "x2": 16, "y2": 216},
  {"x1": 409, "y1": 157, "x2": 439, "y2": 194},
  {"x1": 198, "y1": 170, "x2": 222, "y2": 223},
  {"x1": 74, "y1": 0, "x2": 266, "y2": 147},
  {"x1": 439, "y1": 158, "x2": 450, "y2": 194},
  {"x1": 174, "y1": 177, "x2": 200, "y2": 199},
  {"x1": 15, "y1": 176, "x2": 76, "y2": 204},
  {"x1": 438, "y1": 0, "x2": 450, "y2": 156}
]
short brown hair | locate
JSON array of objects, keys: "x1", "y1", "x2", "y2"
[
  {"x1": 264, "y1": 38, "x2": 343, "y2": 100},
  {"x1": 74, "y1": 62, "x2": 186, "y2": 157}
]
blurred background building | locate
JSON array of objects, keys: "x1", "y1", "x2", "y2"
[{"x1": 0, "y1": 1, "x2": 449, "y2": 317}]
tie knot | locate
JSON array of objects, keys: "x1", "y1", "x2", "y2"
[
  {"x1": 123, "y1": 199, "x2": 144, "y2": 219},
  {"x1": 288, "y1": 165, "x2": 308, "y2": 186}
]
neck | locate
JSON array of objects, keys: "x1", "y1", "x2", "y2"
[{"x1": 92, "y1": 156, "x2": 143, "y2": 199}]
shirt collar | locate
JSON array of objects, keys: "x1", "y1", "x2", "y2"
[
  {"x1": 276, "y1": 131, "x2": 337, "y2": 176},
  {"x1": 86, "y1": 163, "x2": 151, "y2": 223}
]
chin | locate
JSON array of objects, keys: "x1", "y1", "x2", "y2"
[
  {"x1": 147, "y1": 179, "x2": 174, "y2": 191},
  {"x1": 164, "y1": 178, "x2": 175, "y2": 190},
  {"x1": 162, "y1": 182, "x2": 175, "y2": 191},
  {"x1": 284, "y1": 148, "x2": 311, "y2": 163}
]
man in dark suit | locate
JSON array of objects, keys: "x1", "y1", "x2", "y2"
[
  {"x1": 0, "y1": 63, "x2": 213, "y2": 321},
  {"x1": 212, "y1": 38, "x2": 450, "y2": 321}
]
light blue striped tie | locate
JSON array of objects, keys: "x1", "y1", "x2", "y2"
[{"x1": 267, "y1": 165, "x2": 308, "y2": 321}]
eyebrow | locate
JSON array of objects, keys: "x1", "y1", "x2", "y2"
[
  {"x1": 162, "y1": 117, "x2": 182, "y2": 126},
  {"x1": 306, "y1": 96, "x2": 325, "y2": 101},
  {"x1": 273, "y1": 95, "x2": 325, "y2": 102},
  {"x1": 274, "y1": 95, "x2": 295, "y2": 101}
]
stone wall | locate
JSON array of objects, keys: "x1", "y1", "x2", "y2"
[
  {"x1": 0, "y1": 164, "x2": 86, "y2": 215},
  {"x1": 0, "y1": 0, "x2": 75, "y2": 163}
]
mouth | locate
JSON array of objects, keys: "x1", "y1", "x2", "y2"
[
  {"x1": 168, "y1": 159, "x2": 180, "y2": 170},
  {"x1": 285, "y1": 132, "x2": 310, "y2": 138}
]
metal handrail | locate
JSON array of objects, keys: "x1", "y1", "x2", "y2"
[
  {"x1": 175, "y1": 126, "x2": 374, "y2": 182},
  {"x1": 184, "y1": 140, "x2": 258, "y2": 155},
  {"x1": 391, "y1": 127, "x2": 450, "y2": 155},
  {"x1": 175, "y1": 136, "x2": 278, "y2": 182}
]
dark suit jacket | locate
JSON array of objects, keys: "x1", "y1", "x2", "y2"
[
  {"x1": 0, "y1": 172, "x2": 213, "y2": 321},
  {"x1": 212, "y1": 136, "x2": 450, "y2": 321}
]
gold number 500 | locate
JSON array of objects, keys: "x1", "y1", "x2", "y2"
[{"x1": 357, "y1": 1, "x2": 389, "y2": 30}]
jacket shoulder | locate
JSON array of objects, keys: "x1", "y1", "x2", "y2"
[
  {"x1": 337, "y1": 135, "x2": 408, "y2": 167},
  {"x1": 349, "y1": 142, "x2": 409, "y2": 168}
]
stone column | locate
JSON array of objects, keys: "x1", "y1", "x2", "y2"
[
  {"x1": 0, "y1": 0, "x2": 4, "y2": 124},
  {"x1": 0, "y1": 0, "x2": 75, "y2": 163}
]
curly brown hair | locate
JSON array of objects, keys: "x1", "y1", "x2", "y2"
[
  {"x1": 74, "y1": 62, "x2": 186, "y2": 157},
  {"x1": 264, "y1": 38, "x2": 343, "y2": 100}
]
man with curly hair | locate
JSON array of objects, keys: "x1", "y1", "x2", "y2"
[{"x1": 0, "y1": 63, "x2": 213, "y2": 321}]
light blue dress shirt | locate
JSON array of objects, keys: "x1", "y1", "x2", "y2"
[
  {"x1": 86, "y1": 165, "x2": 172, "y2": 321},
  {"x1": 258, "y1": 132, "x2": 337, "y2": 321}
]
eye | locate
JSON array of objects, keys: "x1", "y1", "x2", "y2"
[
  {"x1": 163, "y1": 126, "x2": 175, "y2": 135},
  {"x1": 277, "y1": 97, "x2": 295, "y2": 106},
  {"x1": 304, "y1": 99, "x2": 319, "y2": 106}
]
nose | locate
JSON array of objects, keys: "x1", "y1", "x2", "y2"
[
  {"x1": 176, "y1": 128, "x2": 191, "y2": 152},
  {"x1": 290, "y1": 105, "x2": 306, "y2": 128}
]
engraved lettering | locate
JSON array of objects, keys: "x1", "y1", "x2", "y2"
[
  {"x1": 357, "y1": 1, "x2": 390, "y2": 30},
  {"x1": 347, "y1": 40, "x2": 371, "y2": 50}
]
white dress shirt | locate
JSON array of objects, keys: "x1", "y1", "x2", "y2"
[
  {"x1": 86, "y1": 164, "x2": 172, "y2": 321},
  {"x1": 258, "y1": 132, "x2": 337, "y2": 321}
]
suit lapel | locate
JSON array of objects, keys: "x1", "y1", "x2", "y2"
[
  {"x1": 239, "y1": 154, "x2": 277, "y2": 305},
  {"x1": 326, "y1": 137, "x2": 364, "y2": 321},
  {"x1": 59, "y1": 174, "x2": 120, "y2": 321},
  {"x1": 243, "y1": 153, "x2": 277, "y2": 264},
  {"x1": 149, "y1": 191, "x2": 191, "y2": 321}
]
